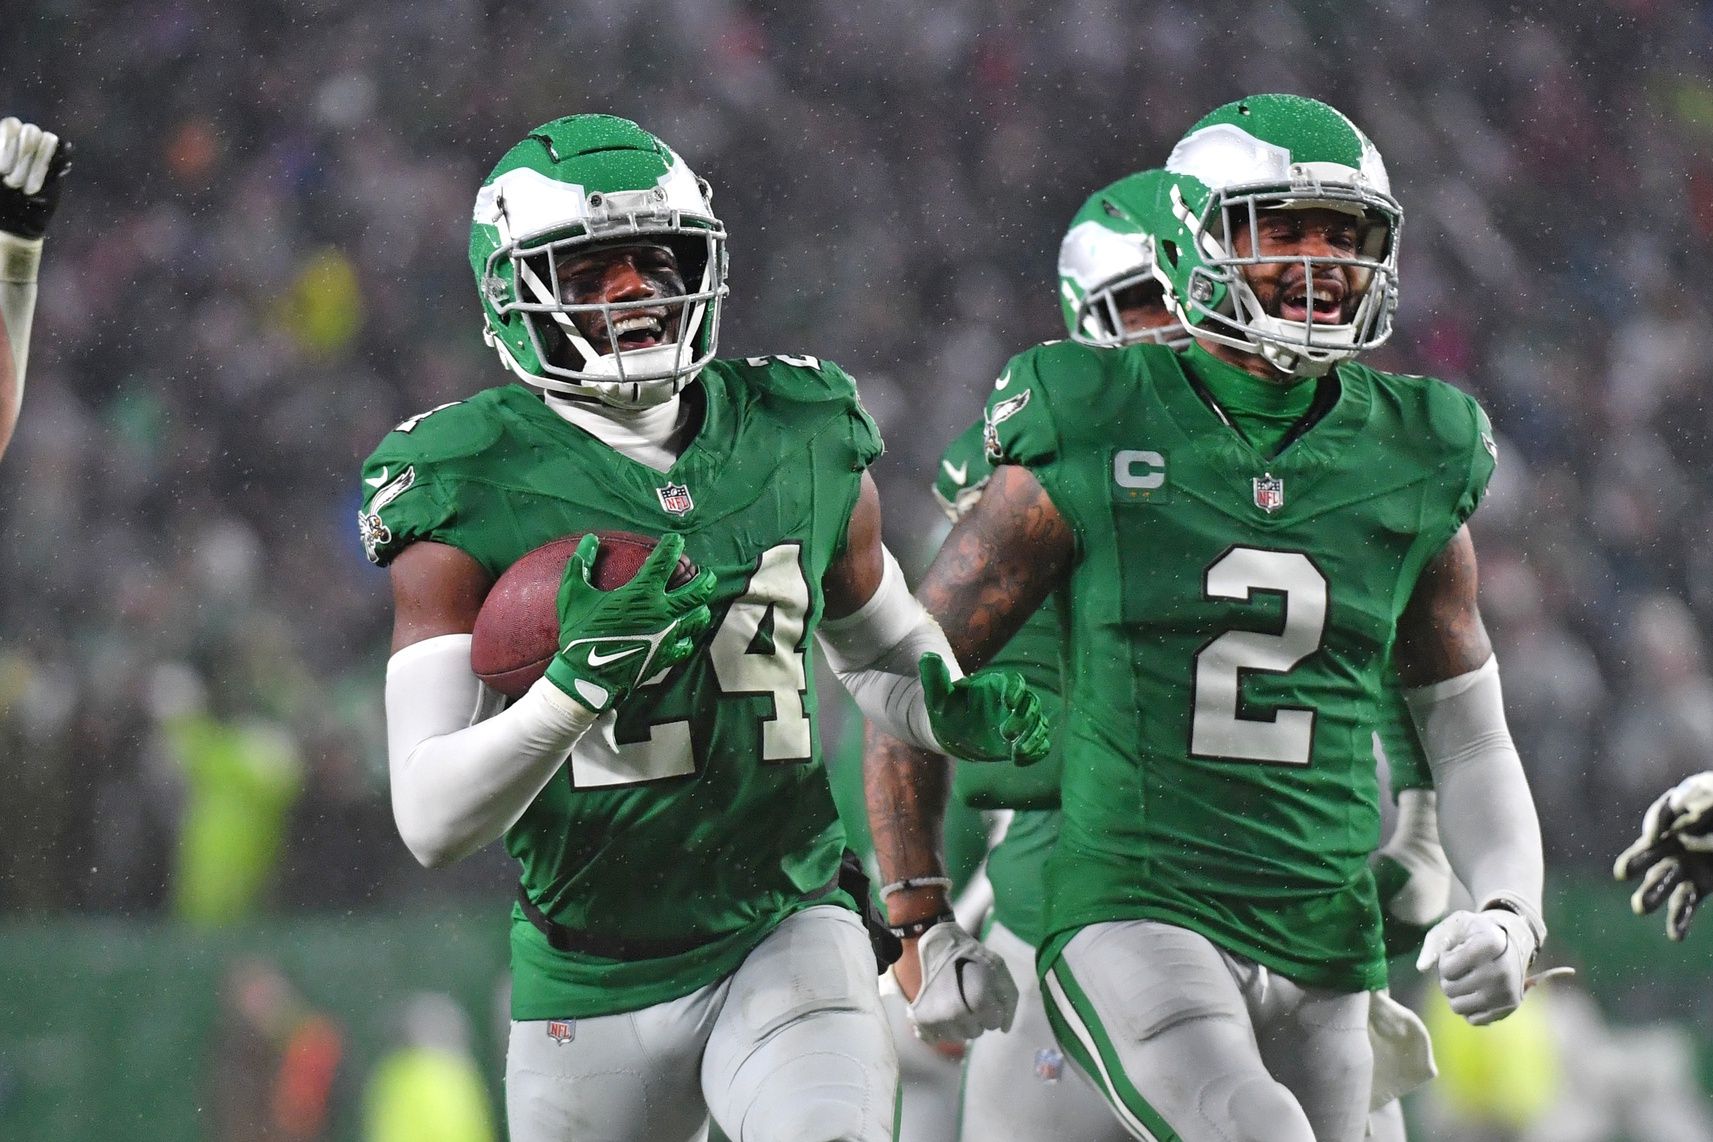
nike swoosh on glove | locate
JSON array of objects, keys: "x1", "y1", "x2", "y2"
[
  {"x1": 544, "y1": 532, "x2": 715, "y2": 713},
  {"x1": 906, "y1": 921, "x2": 1018, "y2": 1046},
  {"x1": 1416, "y1": 908, "x2": 1536, "y2": 1025}
]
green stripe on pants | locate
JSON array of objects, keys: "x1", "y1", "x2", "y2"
[{"x1": 1040, "y1": 957, "x2": 1178, "y2": 1142}]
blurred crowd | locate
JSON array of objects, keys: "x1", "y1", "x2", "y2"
[{"x1": 3, "y1": 0, "x2": 1713, "y2": 917}]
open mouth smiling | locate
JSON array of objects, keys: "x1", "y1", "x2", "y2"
[
  {"x1": 602, "y1": 310, "x2": 672, "y2": 350},
  {"x1": 1278, "y1": 275, "x2": 1347, "y2": 325}
]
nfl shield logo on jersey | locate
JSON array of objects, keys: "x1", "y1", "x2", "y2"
[
  {"x1": 1252, "y1": 474, "x2": 1285, "y2": 514},
  {"x1": 656, "y1": 483, "x2": 694, "y2": 516},
  {"x1": 546, "y1": 1019, "x2": 575, "y2": 1045}
]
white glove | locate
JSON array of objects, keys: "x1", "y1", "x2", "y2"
[
  {"x1": 1372, "y1": 788, "x2": 1454, "y2": 959},
  {"x1": 1416, "y1": 904, "x2": 1540, "y2": 1026},
  {"x1": 905, "y1": 921, "x2": 1018, "y2": 1046}
]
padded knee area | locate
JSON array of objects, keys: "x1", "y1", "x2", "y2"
[
  {"x1": 1201, "y1": 1071, "x2": 1316, "y2": 1142},
  {"x1": 734, "y1": 1051, "x2": 883, "y2": 1142}
]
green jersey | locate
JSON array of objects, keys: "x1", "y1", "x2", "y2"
[
  {"x1": 359, "y1": 356, "x2": 882, "y2": 1019},
  {"x1": 1376, "y1": 658, "x2": 1433, "y2": 797},
  {"x1": 984, "y1": 340, "x2": 1494, "y2": 993}
]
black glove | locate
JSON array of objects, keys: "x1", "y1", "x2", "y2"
[
  {"x1": 1627, "y1": 852, "x2": 1713, "y2": 942},
  {"x1": 1616, "y1": 772, "x2": 1713, "y2": 941},
  {"x1": 0, "y1": 119, "x2": 70, "y2": 241}
]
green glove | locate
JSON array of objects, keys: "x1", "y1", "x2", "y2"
[
  {"x1": 543, "y1": 532, "x2": 716, "y2": 713},
  {"x1": 919, "y1": 652, "x2": 1051, "y2": 765}
]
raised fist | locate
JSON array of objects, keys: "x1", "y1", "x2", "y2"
[{"x1": 0, "y1": 119, "x2": 71, "y2": 241}]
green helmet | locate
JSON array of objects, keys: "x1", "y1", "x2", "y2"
[
  {"x1": 469, "y1": 115, "x2": 728, "y2": 407},
  {"x1": 1155, "y1": 94, "x2": 1402, "y2": 377},
  {"x1": 1057, "y1": 169, "x2": 1190, "y2": 349}
]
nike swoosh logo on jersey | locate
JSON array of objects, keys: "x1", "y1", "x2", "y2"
[
  {"x1": 941, "y1": 459, "x2": 970, "y2": 485},
  {"x1": 364, "y1": 466, "x2": 389, "y2": 488},
  {"x1": 586, "y1": 645, "x2": 644, "y2": 668},
  {"x1": 994, "y1": 369, "x2": 1012, "y2": 390}
]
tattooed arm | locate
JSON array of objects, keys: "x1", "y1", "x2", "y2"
[
  {"x1": 918, "y1": 464, "x2": 1077, "y2": 670},
  {"x1": 865, "y1": 463, "x2": 1075, "y2": 931},
  {"x1": 1395, "y1": 525, "x2": 1546, "y2": 1023}
]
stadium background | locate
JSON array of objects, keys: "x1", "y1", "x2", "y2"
[{"x1": 4, "y1": 0, "x2": 1713, "y2": 1138}]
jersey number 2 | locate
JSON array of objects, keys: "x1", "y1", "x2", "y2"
[
  {"x1": 570, "y1": 544, "x2": 811, "y2": 787},
  {"x1": 1190, "y1": 547, "x2": 1327, "y2": 765}
]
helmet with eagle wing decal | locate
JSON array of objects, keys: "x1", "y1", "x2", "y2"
[
  {"x1": 1058, "y1": 168, "x2": 1189, "y2": 350},
  {"x1": 469, "y1": 115, "x2": 728, "y2": 407},
  {"x1": 1154, "y1": 94, "x2": 1401, "y2": 378}
]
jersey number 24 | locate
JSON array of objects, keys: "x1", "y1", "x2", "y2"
[{"x1": 570, "y1": 543, "x2": 811, "y2": 787}]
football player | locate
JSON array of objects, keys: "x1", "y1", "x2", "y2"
[
  {"x1": 873, "y1": 168, "x2": 1449, "y2": 1141},
  {"x1": 1616, "y1": 770, "x2": 1713, "y2": 941},
  {"x1": 360, "y1": 115, "x2": 1049, "y2": 1142},
  {"x1": 0, "y1": 117, "x2": 69, "y2": 461},
  {"x1": 867, "y1": 95, "x2": 1547, "y2": 1142}
]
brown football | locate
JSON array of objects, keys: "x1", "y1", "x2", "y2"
[{"x1": 469, "y1": 531, "x2": 699, "y2": 699}]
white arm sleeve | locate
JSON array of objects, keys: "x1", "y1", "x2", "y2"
[
  {"x1": 1404, "y1": 656, "x2": 1545, "y2": 928},
  {"x1": 816, "y1": 546, "x2": 962, "y2": 753},
  {"x1": 386, "y1": 633, "x2": 597, "y2": 868},
  {"x1": 0, "y1": 233, "x2": 40, "y2": 447}
]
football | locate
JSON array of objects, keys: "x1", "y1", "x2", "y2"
[{"x1": 469, "y1": 531, "x2": 699, "y2": 698}]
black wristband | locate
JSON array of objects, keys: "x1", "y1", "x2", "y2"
[{"x1": 887, "y1": 910, "x2": 956, "y2": 941}]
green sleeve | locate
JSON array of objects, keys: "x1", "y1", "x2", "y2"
[
  {"x1": 357, "y1": 451, "x2": 456, "y2": 567},
  {"x1": 1454, "y1": 397, "x2": 1498, "y2": 527},
  {"x1": 981, "y1": 349, "x2": 1061, "y2": 472},
  {"x1": 355, "y1": 397, "x2": 500, "y2": 566},
  {"x1": 932, "y1": 421, "x2": 994, "y2": 522},
  {"x1": 824, "y1": 359, "x2": 885, "y2": 472}
]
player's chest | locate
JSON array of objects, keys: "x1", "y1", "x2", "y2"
[
  {"x1": 1062, "y1": 433, "x2": 1434, "y2": 653},
  {"x1": 466, "y1": 435, "x2": 853, "y2": 585}
]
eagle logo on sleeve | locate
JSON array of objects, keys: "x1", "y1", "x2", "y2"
[
  {"x1": 982, "y1": 390, "x2": 1032, "y2": 463},
  {"x1": 357, "y1": 465, "x2": 417, "y2": 563}
]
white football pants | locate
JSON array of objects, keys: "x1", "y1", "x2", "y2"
[
  {"x1": 876, "y1": 971, "x2": 962, "y2": 1142},
  {"x1": 506, "y1": 905, "x2": 898, "y2": 1142},
  {"x1": 959, "y1": 921, "x2": 1131, "y2": 1142},
  {"x1": 1041, "y1": 920, "x2": 1373, "y2": 1142}
]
